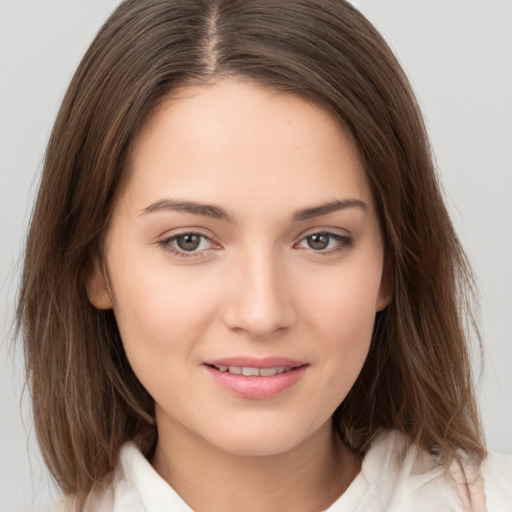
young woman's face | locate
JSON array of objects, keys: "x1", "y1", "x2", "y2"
[{"x1": 88, "y1": 79, "x2": 390, "y2": 457}]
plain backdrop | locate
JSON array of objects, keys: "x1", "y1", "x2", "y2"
[{"x1": 1, "y1": 1, "x2": 511, "y2": 510}]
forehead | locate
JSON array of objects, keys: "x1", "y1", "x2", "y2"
[{"x1": 122, "y1": 79, "x2": 374, "y2": 218}]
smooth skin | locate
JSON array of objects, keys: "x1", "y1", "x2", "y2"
[{"x1": 87, "y1": 79, "x2": 391, "y2": 511}]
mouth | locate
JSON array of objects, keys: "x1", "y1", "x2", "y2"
[
  {"x1": 205, "y1": 364, "x2": 300, "y2": 377},
  {"x1": 202, "y1": 358, "x2": 308, "y2": 399}
]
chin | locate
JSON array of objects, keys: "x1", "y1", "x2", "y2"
[
  {"x1": 215, "y1": 434, "x2": 302, "y2": 458},
  {"x1": 201, "y1": 417, "x2": 325, "y2": 458}
]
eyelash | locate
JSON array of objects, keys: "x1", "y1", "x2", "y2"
[
  {"x1": 295, "y1": 231, "x2": 354, "y2": 254},
  {"x1": 158, "y1": 232, "x2": 217, "y2": 259},
  {"x1": 158, "y1": 230, "x2": 353, "y2": 259}
]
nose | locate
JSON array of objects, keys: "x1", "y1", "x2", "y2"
[{"x1": 221, "y1": 249, "x2": 296, "y2": 339}]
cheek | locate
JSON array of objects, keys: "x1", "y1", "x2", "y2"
[
  {"x1": 320, "y1": 301, "x2": 374, "y2": 386},
  {"x1": 314, "y1": 310, "x2": 374, "y2": 416},
  {"x1": 300, "y1": 259, "x2": 382, "y2": 383},
  {"x1": 303, "y1": 256, "x2": 382, "y2": 333},
  {"x1": 109, "y1": 257, "x2": 218, "y2": 379}
]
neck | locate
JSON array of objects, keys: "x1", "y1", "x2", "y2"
[{"x1": 151, "y1": 419, "x2": 361, "y2": 512}]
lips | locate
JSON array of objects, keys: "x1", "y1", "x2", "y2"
[
  {"x1": 210, "y1": 365, "x2": 295, "y2": 376},
  {"x1": 203, "y1": 357, "x2": 308, "y2": 399}
]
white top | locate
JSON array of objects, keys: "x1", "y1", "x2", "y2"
[{"x1": 51, "y1": 430, "x2": 512, "y2": 511}]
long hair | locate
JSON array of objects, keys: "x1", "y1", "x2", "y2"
[{"x1": 17, "y1": 0, "x2": 486, "y2": 506}]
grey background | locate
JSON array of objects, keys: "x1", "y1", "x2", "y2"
[{"x1": 1, "y1": 1, "x2": 511, "y2": 510}]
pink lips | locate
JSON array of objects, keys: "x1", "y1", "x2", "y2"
[{"x1": 203, "y1": 357, "x2": 308, "y2": 399}]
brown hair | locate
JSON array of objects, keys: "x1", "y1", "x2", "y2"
[{"x1": 17, "y1": 0, "x2": 486, "y2": 506}]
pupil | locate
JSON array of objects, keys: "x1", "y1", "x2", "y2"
[
  {"x1": 308, "y1": 233, "x2": 329, "y2": 250},
  {"x1": 177, "y1": 234, "x2": 201, "y2": 251}
]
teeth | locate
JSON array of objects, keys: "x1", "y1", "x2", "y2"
[
  {"x1": 216, "y1": 365, "x2": 295, "y2": 376},
  {"x1": 242, "y1": 367, "x2": 260, "y2": 376}
]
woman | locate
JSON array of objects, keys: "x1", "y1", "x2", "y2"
[{"x1": 16, "y1": 0, "x2": 512, "y2": 510}]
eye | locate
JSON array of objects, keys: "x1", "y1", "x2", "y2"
[
  {"x1": 174, "y1": 233, "x2": 205, "y2": 251},
  {"x1": 159, "y1": 232, "x2": 217, "y2": 257},
  {"x1": 296, "y1": 231, "x2": 353, "y2": 253}
]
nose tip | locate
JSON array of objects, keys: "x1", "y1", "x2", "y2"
[{"x1": 221, "y1": 258, "x2": 296, "y2": 339}]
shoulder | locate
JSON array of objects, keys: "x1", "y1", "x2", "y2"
[
  {"x1": 49, "y1": 484, "x2": 116, "y2": 512},
  {"x1": 479, "y1": 449, "x2": 512, "y2": 511},
  {"x1": 49, "y1": 442, "x2": 192, "y2": 511},
  {"x1": 355, "y1": 430, "x2": 512, "y2": 512}
]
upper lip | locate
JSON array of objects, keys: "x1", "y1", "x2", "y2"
[{"x1": 203, "y1": 357, "x2": 307, "y2": 369}]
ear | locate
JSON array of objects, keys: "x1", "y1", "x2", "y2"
[
  {"x1": 376, "y1": 257, "x2": 393, "y2": 312},
  {"x1": 85, "y1": 257, "x2": 114, "y2": 310}
]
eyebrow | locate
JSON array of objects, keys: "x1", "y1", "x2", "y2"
[
  {"x1": 291, "y1": 199, "x2": 368, "y2": 221},
  {"x1": 140, "y1": 198, "x2": 235, "y2": 221},
  {"x1": 140, "y1": 198, "x2": 368, "y2": 222}
]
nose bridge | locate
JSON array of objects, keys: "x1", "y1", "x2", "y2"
[{"x1": 222, "y1": 244, "x2": 294, "y2": 338}]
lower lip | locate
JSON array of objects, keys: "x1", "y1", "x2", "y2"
[{"x1": 203, "y1": 365, "x2": 308, "y2": 399}]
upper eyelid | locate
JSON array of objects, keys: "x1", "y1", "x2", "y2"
[
  {"x1": 295, "y1": 226, "x2": 350, "y2": 240},
  {"x1": 158, "y1": 227, "x2": 216, "y2": 242}
]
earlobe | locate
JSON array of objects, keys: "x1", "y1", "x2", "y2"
[
  {"x1": 85, "y1": 257, "x2": 114, "y2": 310},
  {"x1": 376, "y1": 280, "x2": 393, "y2": 312},
  {"x1": 376, "y1": 259, "x2": 393, "y2": 312}
]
